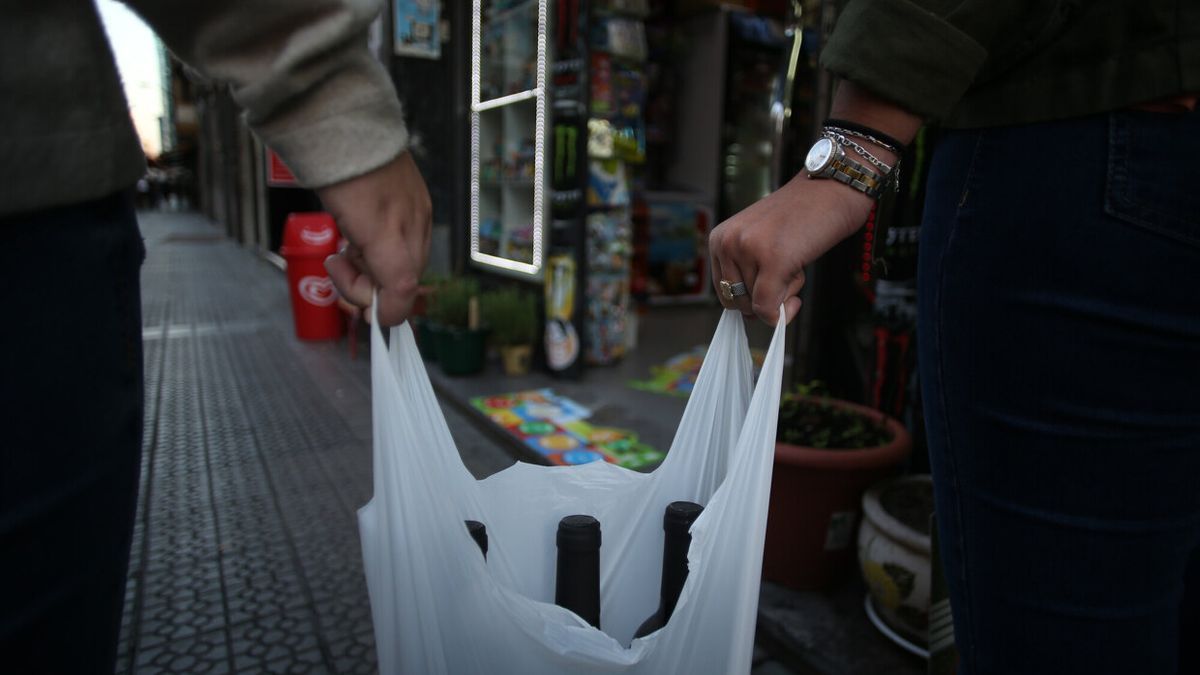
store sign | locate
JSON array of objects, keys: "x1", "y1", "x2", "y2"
[{"x1": 266, "y1": 149, "x2": 298, "y2": 187}]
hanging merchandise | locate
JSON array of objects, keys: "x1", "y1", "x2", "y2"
[
  {"x1": 589, "y1": 118, "x2": 618, "y2": 159},
  {"x1": 586, "y1": 274, "x2": 630, "y2": 365},
  {"x1": 590, "y1": 16, "x2": 648, "y2": 62},
  {"x1": 590, "y1": 56, "x2": 647, "y2": 164},
  {"x1": 361, "y1": 304, "x2": 788, "y2": 674},
  {"x1": 593, "y1": 0, "x2": 650, "y2": 17},
  {"x1": 591, "y1": 52, "x2": 616, "y2": 117},
  {"x1": 587, "y1": 158, "x2": 631, "y2": 207},
  {"x1": 554, "y1": 122, "x2": 581, "y2": 188},
  {"x1": 587, "y1": 209, "x2": 632, "y2": 270},
  {"x1": 586, "y1": 210, "x2": 633, "y2": 365},
  {"x1": 545, "y1": 253, "x2": 581, "y2": 372},
  {"x1": 641, "y1": 195, "x2": 711, "y2": 301},
  {"x1": 611, "y1": 61, "x2": 647, "y2": 163}
]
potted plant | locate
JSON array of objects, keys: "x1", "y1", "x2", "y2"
[
  {"x1": 428, "y1": 277, "x2": 487, "y2": 376},
  {"x1": 412, "y1": 274, "x2": 446, "y2": 362},
  {"x1": 481, "y1": 287, "x2": 537, "y2": 376},
  {"x1": 858, "y1": 474, "x2": 934, "y2": 656},
  {"x1": 763, "y1": 382, "x2": 912, "y2": 590}
]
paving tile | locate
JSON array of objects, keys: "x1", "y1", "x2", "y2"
[
  {"x1": 228, "y1": 606, "x2": 323, "y2": 673},
  {"x1": 213, "y1": 543, "x2": 310, "y2": 618},
  {"x1": 263, "y1": 649, "x2": 331, "y2": 675},
  {"x1": 312, "y1": 587, "x2": 374, "y2": 646},
  {"x1": 136, "y1": 590, "x2": 228, "y2": 648},
  {"x1": 327, "y1": 630, "x2": 378, "y2": 675},
  {"x1": 123, "y1": 212, "x2": 518, "y2": 674},
  {"x1": 132, "y1": 626, "x2": 232, "y2": 674}
]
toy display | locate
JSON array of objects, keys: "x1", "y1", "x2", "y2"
[
  {"x1": 471, "y1": 389, "x2": 665, "y2": 469},
  {"x1": 629, "y1": 345, "x2": 767, "y2": 398}
]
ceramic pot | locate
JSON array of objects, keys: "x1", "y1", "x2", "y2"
[
  {"x1": 763, "y1": 397, "x2": 912, "y2": 590},
  {"x1": 859, "y1": 474, "x2": 934, "y2": 650},
  {"x1": 500, "y1": 344, "x2": 532, "y2": 376}
]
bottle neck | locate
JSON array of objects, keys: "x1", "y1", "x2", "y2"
[
  {"x1": 659, "y1": 529, "x2": 691, "y2": 619},
  {"x1": 556, "y1": 548, "x2": 601, "y2": 628}
]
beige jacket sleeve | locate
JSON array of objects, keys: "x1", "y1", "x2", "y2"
[{"x1": 123, "y1": 0, "x2": 409, "y2": 188}]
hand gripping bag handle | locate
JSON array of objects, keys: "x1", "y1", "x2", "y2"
[{"x1": 360, "y1": 300, "x2": 788, "y2": 674}]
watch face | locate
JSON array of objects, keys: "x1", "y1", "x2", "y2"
[{"x1": 805, "y1": 137, "x2": 834, "y2": 174}]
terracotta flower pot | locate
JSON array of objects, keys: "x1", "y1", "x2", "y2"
[
  {"x1": 859, "y1": 474, "x2": 934, "y2": 656},
  {"x1": 763, "y1": 397, "x2": 912, "y2": 590}
]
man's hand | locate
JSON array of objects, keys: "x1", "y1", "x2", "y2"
[
  {"x1": 708, "y1": 174, "x2": 875, "y2": 326},
  {"x1": 318, "y1": 152, "x2": 432, "y2": 327}
]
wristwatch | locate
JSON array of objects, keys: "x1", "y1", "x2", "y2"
[{"x1": 804, "y1": 136, "x2": 887, "y2": 199}]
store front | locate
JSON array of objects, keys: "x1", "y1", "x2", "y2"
[
  {"x1": 388, "y1": 0, "x2": 927, "y2": 483},
  {"x1": 462, "y1": 0, "x2": 823, "y2": 375}
]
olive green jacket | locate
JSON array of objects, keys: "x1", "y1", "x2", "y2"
[
  {"x1": 821, "y1": 0, "x2": 1200, "y2": 127},
  {"x1": 0, "y1": 0, "x2": 407, "y2": 217}
]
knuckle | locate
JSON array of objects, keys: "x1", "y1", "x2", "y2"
[
  {"x1": 731, "y1": 230, "x2": 757, "y2": 257},
  {"x1": 707, "y1": 228, "x2": 724, "y2": 249},
  {"x1": 394, "y1": 274, "x2": 419, "y2": 297}
]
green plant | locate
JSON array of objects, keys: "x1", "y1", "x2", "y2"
[
  {"x1": 419, "y1": 272, "x2": 448, "y2": 288},
  {"x1": 481, "y1": 287, "x2": 537, "y2": 346},
  {"x1": 427, "y1": 277, "x2": 478, "y2": 329},
  {"x1": 777, "y1": 381, "x2": 893, "y2": 449}
]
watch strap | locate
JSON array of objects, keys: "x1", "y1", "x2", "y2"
[{"x1": 825, "y1": 154, "x2": 886, "y2": 199}]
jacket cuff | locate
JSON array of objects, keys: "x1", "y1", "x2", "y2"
[
  {"x1": 245, "y1": 53, "x2": 410, "y2": 189},
  {"x1": 820, "y1": 0, "x2": 989, "y2": 120}
]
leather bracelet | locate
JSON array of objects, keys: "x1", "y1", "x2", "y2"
[{"x1": 823, "y1": 118, "x2": 906, "y2": 154}]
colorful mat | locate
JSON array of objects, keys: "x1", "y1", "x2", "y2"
[
  {"x1": 470, "y1": 389, "x2": 665, "y2": 470},
  {"x1": 629, "y1": 345, "x2": 766, "y2": 397}
]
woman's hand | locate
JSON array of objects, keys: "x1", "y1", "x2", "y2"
[
  {"x1": 708, "y1": 173, "x2": 875, "y2": 326},
  {"x1": 711, "y1": 81, "x2": 920, "y2": 325}
]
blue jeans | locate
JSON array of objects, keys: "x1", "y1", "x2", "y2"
[
  {"x1": 918, "y1": 110, "x2": 1200, "y2": 674},
  {"x1": 0, "y1": 193, "x2": 145, "y2": 673}
]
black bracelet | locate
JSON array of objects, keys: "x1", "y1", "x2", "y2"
[{"x1": 823, "y1": 118, "x2": 906, "y2": 154}]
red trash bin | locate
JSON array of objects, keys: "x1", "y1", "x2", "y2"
[{"x1": 280, "y1": 212, "x2": 345, "y2": 340}]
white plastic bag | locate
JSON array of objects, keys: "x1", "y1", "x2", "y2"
[{"x1": 359, "y1": 307, "x2": 786, "y2": 675}]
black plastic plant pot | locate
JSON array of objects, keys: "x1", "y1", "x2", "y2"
[
  {"x1": 436, "y1": 326, "x2": 488, "y2": 376},
  {"x1": 415, "y1": 319, "x2": 441, "y2": 362}
]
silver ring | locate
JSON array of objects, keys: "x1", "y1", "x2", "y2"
[{"x1": 719, "y1": 280, "x2": 748, "y2": 301}]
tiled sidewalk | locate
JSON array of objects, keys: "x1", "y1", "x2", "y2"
[{"x1": 117, "y1": 211, "x2": 513, "y2": 674}]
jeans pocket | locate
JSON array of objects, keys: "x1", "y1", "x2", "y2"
[{"x1": 1105, "y1": 111, "x2": 1200, "y2": 248}]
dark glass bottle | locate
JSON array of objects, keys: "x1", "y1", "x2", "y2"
[
  {"x1": 465, "y1": 520, "x2": 488, "y2": 559},
  {"x1": 633, "y1": 501, "x2": 704, "y2": 639},
  {"x1": 555, "y1": 515, "x2": 601, "y2": 628}
]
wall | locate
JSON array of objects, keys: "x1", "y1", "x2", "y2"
[{"x1": 387, "y1": 0, "x2": 470, "y2": 270}]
